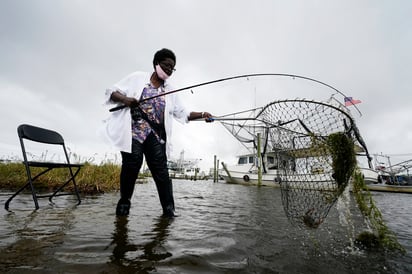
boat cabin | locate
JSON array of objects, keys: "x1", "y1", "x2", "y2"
[{"x1": 236, "y1": 153, "x2": 296, "y2": 172}]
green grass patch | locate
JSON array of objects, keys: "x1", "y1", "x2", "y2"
[{"x1": 0, "y1": 162, "x2": 149, "y2": 194}]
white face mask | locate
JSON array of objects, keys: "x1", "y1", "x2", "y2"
[{"x1": 155, "y1": 64, "x2": 170, "y2": 80}]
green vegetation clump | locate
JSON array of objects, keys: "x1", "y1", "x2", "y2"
[
  {"x1": 323, "y1": 132, "x2": 404, "y2": 252},
  {"x1": 354, "y1": 231, "x2": 380, "y2": 250},
  {"x1": 352, "y1": 170, "x2": 405, "y2": 253},
  {"x1": 326, "y1": 132, "x2": 357, "y2": 189}
]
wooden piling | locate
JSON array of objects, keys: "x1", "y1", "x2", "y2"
[
  {"x1": 213, "y1": 155, "x2": 217, "y2": 182},
  {"x1": 257, "y1": 133, "x2": 262, "y2": 186}
]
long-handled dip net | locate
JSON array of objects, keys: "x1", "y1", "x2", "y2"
[
  {"x1": 107, "y1": 74, "x2": 367, "y2": 229},
  {"x1": 217, "y1": 99, "x2": 365, "y2": 229}
]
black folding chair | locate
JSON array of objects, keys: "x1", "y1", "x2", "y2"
[{"x1": 5, "y1": 124, "x2": 82, "y2": 210}]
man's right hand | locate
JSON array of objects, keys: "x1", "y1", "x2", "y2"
[
  {"x1": 123, "y1": 97, "x2": 139, "y2": 108},
  {"x1": 110, "y1": 91, "x2": 139, "y2": 107}
]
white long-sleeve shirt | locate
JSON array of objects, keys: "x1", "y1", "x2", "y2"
[{"x1": 99, "y1": 71, "x2": 189, "y2": 157}]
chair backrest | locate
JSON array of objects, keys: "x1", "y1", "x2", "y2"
[{"x1": 18, "y1": 124, "x2": 64, "y2": 145}]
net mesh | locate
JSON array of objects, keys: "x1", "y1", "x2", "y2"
[{"x1": 219, "y1": 99, "x2": 360, "y2": 228}]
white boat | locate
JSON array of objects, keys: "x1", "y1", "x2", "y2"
[
  {"x1": 217, "y1": 98, "x2": 371, "y2": 190},
  {"x1": 220, "y1": 152, "x2": 335, "y2": 189},
  {"x1": 170, "y1": 167, "x2": 205, "y2": 180},
  {"x1": 363, "y1": 172, "x2": 412, "y2": 193},
  {"x1": 168, "y1": 150, "x2": 206, "y2": 180},
  {"x1": 359, "y1": 155, "x2": 412, "y2": 193},
  {"x1": 220, "y1": 152, "x2": 290, "y2": 186}
]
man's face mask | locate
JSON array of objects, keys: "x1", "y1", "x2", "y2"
[{"x1": 155, "y1": 64, "x2": 170, "y2": 80}]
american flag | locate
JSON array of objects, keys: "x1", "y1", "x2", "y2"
[{"x1": 344, "y1": 97, "x2": 362, "y2": 106}]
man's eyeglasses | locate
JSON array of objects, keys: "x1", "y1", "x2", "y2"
[{"x1": 160, "y1": 61, "x2": 176, "y2": 72}]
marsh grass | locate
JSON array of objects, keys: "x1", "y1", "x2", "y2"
[{"x1": 0, "y1": 162, "x2": 149, "y2": 194}]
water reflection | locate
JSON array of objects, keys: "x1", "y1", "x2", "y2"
[
  {"x1": 1, "y1": 182, "x2": 411, "y2": 273},
  {"x1": 109, "y1": 216, "x2": 173, "y2": 271},
  {"x1": 0, "y1": 205, "x2": 75, "y2": 272}
]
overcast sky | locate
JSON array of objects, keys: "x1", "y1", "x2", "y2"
[{"x1": 1, "y1": 0, "x2": 411, "y2": 171}]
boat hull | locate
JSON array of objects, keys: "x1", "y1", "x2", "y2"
[
  {"x1": 221, "y1": 169, "x2": 336, "y2": 190},
  {"x1": 365, "y1": 184, "x2": 412, "y2": 193},
  {"x1": 220, "y1": 171, "x2": 281, "y2": 187}
]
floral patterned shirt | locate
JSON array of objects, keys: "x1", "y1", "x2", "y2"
[{"x1": 131, "y1": 83, "x2": 166, "y2": 143}]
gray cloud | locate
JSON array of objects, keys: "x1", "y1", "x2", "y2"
[{"x1": 1, "y1": 0, "x2": 411, "y2": 169}]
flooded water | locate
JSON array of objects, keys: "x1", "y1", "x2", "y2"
[{"x1": 0, "y1": 180, "x2": 411, "y2": 274}]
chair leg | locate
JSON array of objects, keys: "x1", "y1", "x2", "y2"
[
  {"x1": 29, "y1": 179, "x2": 40, "y2": 209},
  {"x1": 6, "y1": 166, "x2": 82, "y2": 210},
  {"x1": 4, "y1": 181, "x2": 39, "y2": 210},
  {"x1": 71, "y1": 167, "x2": 82, "y2": 205},
  {"x1": 71, "y1": 168, "x2": 81, "y2": 205},
  {"x1": 72, "y1": 178, "x2": 82, "y2": 205},
  {"x1": 49, "y1": 167, "x2": 81, "y2": 205}
]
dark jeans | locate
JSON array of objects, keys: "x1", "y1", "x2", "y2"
[{"x1": 120, "y1": 132, "x2": 174, "y2": 213}]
